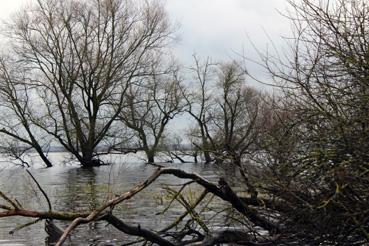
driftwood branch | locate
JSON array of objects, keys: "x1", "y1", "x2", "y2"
[
  {"x1": 103, "y1": 214, "x2": 175, "y2": 246},
  {"x1": 0, "y1": 209, "x2": 90, "y2": 220},
  {"x1": 9, "y1": 218, "x2": 42, "y2": 235}
]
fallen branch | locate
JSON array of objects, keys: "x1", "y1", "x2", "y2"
[
  {"x1": 103, "y1": 213, "x2": 175, "y2": 246},
  {"x1": 159, "y1": 168, "x2": 280, "y2": 233},
  {"x1": 9, "y1": 218, "x2": 42, "y2": 235},
  {"x1": 0, "y1": 209, "x2": 90, "y2": 220}
]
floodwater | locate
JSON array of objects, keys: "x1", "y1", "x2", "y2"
[{"x1": 0, "y1": 152, "x2": 229, "y2": 245}]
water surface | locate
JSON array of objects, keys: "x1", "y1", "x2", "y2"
[{"x1": 0, "y1": 153, "x2": 227, "y2": 245}]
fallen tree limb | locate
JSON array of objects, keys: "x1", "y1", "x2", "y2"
[
  {"x1": 0, "y1": 208, "x2": 175, "y2": 246},
  {"x1": 187, "y1": 230, "x2": 270, "y2": 246},
  {"x1": 0, "y1": 209, "x2": 90, "y2": 220},
  {"x1": 56, "y1": 167, "x2": 278, "y2": 245},
  {"x1": 103, "y1": 213, "x2": 175, "y2": 246},
  {"x1": 159, "y1": 168, "x2": 280, "y2": 233}
]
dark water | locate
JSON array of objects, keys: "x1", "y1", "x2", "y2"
[{"x1": 0, "y1": 153, "x2": 227, "y2": 245}]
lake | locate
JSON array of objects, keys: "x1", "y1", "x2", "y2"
[{"x1": 0, "y1": 152, "x2": 230, "y2": 245}]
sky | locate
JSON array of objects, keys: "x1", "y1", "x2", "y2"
[
  {"x1": 0, "y1": 0, "x2": 291, "y2": 83},
  {"x1": 165, "y1": 0, "x2": 290, "y2": 62}
]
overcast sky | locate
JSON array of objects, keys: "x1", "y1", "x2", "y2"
[
  {"x1": 166, "y1": 0, "x2": 290, "y2": 62},
  {"x1": 0, "y1": 0, "x2": 291, "y2": 84}
]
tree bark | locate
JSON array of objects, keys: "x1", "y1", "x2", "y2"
[
  {"x1": 33, "y1": 146, "x2": 53, "y2": 168},
  {"x1": 103, "y1": 214, "x2": 175, "y2": 246},
  {"x1": 146, "y1": 151, "x2": 155, "y2": 163}
]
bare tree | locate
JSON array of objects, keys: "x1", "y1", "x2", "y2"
[
  {"x1": 184, "y1": 56, "x2": 215, "y2": 163},
  {"x1": 209, "y1": 61, "x2": 263, "y2": 166},
  {"x1": 120, "y1": 63, "x2": 186, "y2": 163},
  {"x1": 0, "y1": 0, "x2": 173, "y2": 167},
  {"x1": 0, "y1": 57, "x2": 53, "y2": 167},
  {"x1": 187, "y1": 60, "x2": 264, "y2": 165}
]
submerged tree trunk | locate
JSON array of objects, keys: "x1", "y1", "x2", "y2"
[
  {"x1": 200, "y1": 126, "x2": 213, "y2": 164},
  {"x1": 29, "y1": 133, "x2": 53, "y2": 167},
  {"x1": 80, "y1": 159, "x2": 102, "y2": 168},
  {"x1": 146, "y1": 151, "x2": 155, "y2": 163},
  {"x1": 35, "y1": 147, "x2": 53, "y2": 168},
  {"x1": 203, "y1": 151, "x2": 212, "y2": 164},
  {"x1": 79, "y1": 148, "x2": 102, "y2": 167}
]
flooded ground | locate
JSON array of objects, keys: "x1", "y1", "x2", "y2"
[{"x1": 0, "y1": 153, "x2": 230, "y2": 245}]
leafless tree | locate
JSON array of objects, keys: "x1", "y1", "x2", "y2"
[
  {"x1": 209, "y1": 61, "x2": 263, "y2": 166},
  {"x1": 0, "y1": 0, "x2": 173, "y2": 167},
  {"x1": 120, "y1": 62, "x2": 186, "y2": 163},
  {"x1": 0, "y1": 57, "x2": 53, "y2": 167},
  {"x1": 187, "y1": 59, "x2": 264, "y2": 166},
  {"x1": 162, "y1": 133, "x2": 199, "y2": 163},
  {"x1": 184, "y1": 59, "x2": 267, "y2": 202},
  {"x1": 182, "y1": 58, "x2": 267, "y2": 205},
  {"x1": 184, "y1": 56, "x2": 215, "y2": 163}
]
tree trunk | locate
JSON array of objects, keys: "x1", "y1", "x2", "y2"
[
  {"x1": 146, "y1": 151, "x2": 155, "y2": 163},
  {"x1": 203, "y1": 151, "x2": 212, "y2": 163},
  {"x1": 39, "y1": 152, "x2": 53, "y2": 168},
  {"x1": 80, "y1": 149, "x2": 101, "y2": 167},
  {"x1": 34, "y1": 146, "x2": 53, "y2": 168},
  {"x1": 200, "y1": 127, "x2": 212, "y2": 164},
  {"x1": 147, "y1": 155, "x2": 155, "y2": 163}
]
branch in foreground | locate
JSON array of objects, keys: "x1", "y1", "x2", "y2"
[
  {"x1": 159, "y1": 168, "x2": 279, "y2": 233},
  {"x1": 103, "y1": 214, "x2": 175, "y2": 246}
]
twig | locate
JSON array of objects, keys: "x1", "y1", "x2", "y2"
[
  {"x1": 9, "y1": 218, "x2": 42, "y2": 234},
  {"x1": 0, "y1": 191, "x2": 20, "y2": 209},
  {"x1": 0, "y1": 204, "x2": 12, "y2": 210},
  {"x1": 157, "y1": 181, "x2": 194, "y2": 216},
  {"x1": 160, "y1": 189, "x2": 208, "y2": 233},
  {"x1": 26, "y1": 169, "x2": 52, "y2": 211},
  {"x1": 164, "y1": 187, "x2": 209, "y2": 233}
]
